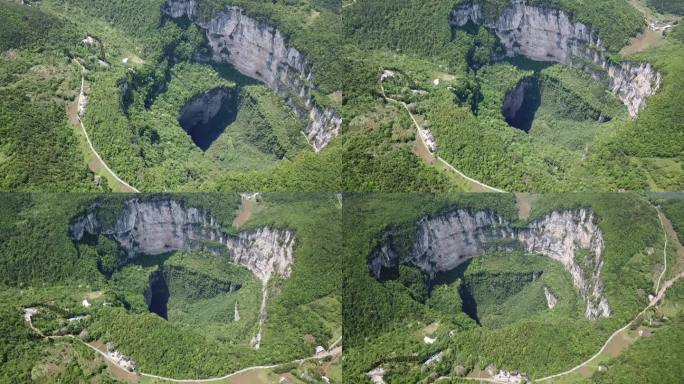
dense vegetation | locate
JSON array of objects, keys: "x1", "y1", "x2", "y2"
[
  {"x1": 0, "y1": 193, "x2": 341, "y2": 379},
  {"x1": 653, "y1": 194, "x2": 684, "y2": 244},
  {"x1": 647, "y1": 0, "x2": 684, "y2": 15},
  {"x1": 0, "y1": 2, "x2": 101, "y2": 191},
  {"x1": 592, "y1": 322, "x2": 684, "y2": 383},
  {"x1": 343, "y1": 193, "x2": 668, "y2": 382},
  {"x1": 341, "y1": 0, "x2": 683, "y2": 191}
]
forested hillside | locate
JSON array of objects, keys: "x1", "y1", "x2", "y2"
[
  {"x1": 647, "y1": 0, "x2": 684, "y2": 15},
  {"x1": 0, "y1": 2, "x2": 99, "y2": 191},
  {"x1": 1, "y1": 0, "x2": 347, "y2": 192},
  {"x1": 0, "y1": 193, "x2": 341, "y2": 380},
  {"x1": 341, "y1": 0, "x2": 683, "y2": 191},
  {"x1": 343, "y1": 193, "x2": 672, "y2": 382}
]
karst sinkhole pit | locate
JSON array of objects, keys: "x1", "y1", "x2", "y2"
[
  {"x1": 458, "y1": 281, "x2": 481, "y2": 325},
  {"x1": 433, "y1": 265, "x2": 543, "y2": 327},
  {"x1": 144, "y1": 266, "x2": 243, "y2": 321},
  {"x1": 146, "y1": 270, "x2": 170, "y2": 320},
  {"x1": 178, "y1": 87, "x2": 239, "y2": 151},
  {"x1": 502, "y1": 77, "x2": 541, "y2": 133}
]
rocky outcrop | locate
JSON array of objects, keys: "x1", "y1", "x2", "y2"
[
  {"x1": 544, "y1": 286, "x2": 558, "y2": 309},
  {"x1": 368, "y1": 208, "x2": 611, "y2": 319},
  {"x1": 370, "y1": 210, "x2": 514, "y2": 278},
  {"x1": 163, "y1": 0, "x2": 341, "y2": 151},
  {"x1": 70, "y1": 198, "x2": 296, "y2": 348},
  {"x1": 450, "y1": 0, "x2": 661, "y2": 117},
  {"x1": 70, "y1": 198, "x2": 295, "y2": 283},
  {"x1": 517, "y1": 209, "x2": 609, "y2": 318}
]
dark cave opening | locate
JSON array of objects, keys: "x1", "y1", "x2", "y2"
[
  {"x1": 146, "y1": 270, "x2": 170, "y2": 320},
  {"x1": 459, "y1": 282, "x2": 481, "y2": 325},
  {"x1": 502, "y1": 76, "x2": 541, "y2": 133},
  {"x1": 178, "y1": 88, "x2": 238, "y2": 151}
]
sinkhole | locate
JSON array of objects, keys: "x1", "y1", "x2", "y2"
[
  {"x1": 502, "y1": 77, "x2": 541, "y2": 133},
  {"x1": 455, "y1": 271, "x2": 542, "y2": 327},
  {"x1": 144, "y1": 266, "x2": 242, "y2": 321},
  {"x1": 178, "y1": 87, "x2": 238, "y2": 151},
  {"x1": 146, "y1": 270, "x2": 170, "y2": 320}
]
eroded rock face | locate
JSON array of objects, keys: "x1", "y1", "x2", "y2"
[
  {"x1": 163, "y1": 0, "x2": 341, "y2": 151},
  {"x1": 70, "y1": 198, "x2": 295, "y2": 284},
  {"x1": 450, "y1": 0, "x2": 661, "y2": 117},
  {"x1": 544, "y1": 286, "x2": 558, "y2": 309},
  {"x1": 368, "y1": 208, "x2": 611, "y2": 319},
  {"x1": 518, "y1": 210, "x2": 610, "y2": 318}
]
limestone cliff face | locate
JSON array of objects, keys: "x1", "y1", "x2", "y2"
[
  {"x1": 518, "y1": 209, "x2": 610, "y2": 318},
  {"x1": 450, "y1": 0, "x2": 660, "y2": 117},
  {"x1": 163, "y1": 0, "x2": 341, "y2": 151},
  {"x1": 368, "y1": 208, "x2": 611, "y2": 319},
  {"x1": 69, "y1": 199, "x2": 295, "y2": 284}
]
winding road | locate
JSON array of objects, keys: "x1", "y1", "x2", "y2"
[
  {"x1": 378, "y1": 77, "x2": 506, "y2": 193},
  {"x1": 73, "y1": 60, "x2": 139, "y2": 193},
  {"x1": 25, "y1": 309, "x2": 341, "y2": 384},
  {"x1": 139, "y1": 341, "x2": 342, "y2": 383}
]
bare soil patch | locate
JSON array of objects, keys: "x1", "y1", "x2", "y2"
[
  {"x1": 621, "y1": 29, "x2": 665, "y2": 56},
  {"x1": 233, "y1": 197, "x2": 257, "y2": 228},
  {"x1": 515, "y1": 193, "x2": 538, "y2": 220}
]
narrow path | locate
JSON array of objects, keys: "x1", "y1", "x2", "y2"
[
  {"x1": 73, "y1": 60, "x2": 139, "y2": 193},
  {"x1": 139, "y1": 345, "x2": 342, "y2": 383},
  {"x1": 342, "y1": 0, "x2": 357, "y2": 8},
  {"x1": 655, "y1": 209, "x2": 669, "y2": 293},
  {"x1": 26, "y1": 311, "x2": 342, "y2": 383},
  {"x1": 379, "y1": 79, "x2": 505, "y2": 193}
]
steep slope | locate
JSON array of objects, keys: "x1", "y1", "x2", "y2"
[
  {"x1": 163, "y1": 0, "x2": 341, "y2": 151},
  {"x1": 70, "y1": 198, "x2": 296, "y2": 349},
  {"x1": 370, "y1": 208, "x2": 610, "y2": 319},
  {"x1": 450, "y1": 0, "x2": 661, "y2": 117}
]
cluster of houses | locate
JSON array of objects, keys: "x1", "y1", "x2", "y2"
[
  {"x1": 493, "y1": 370, "x2": 530, "y2": 383},
  {"x1": 105, "y1": 342, "x2": 136, "y2": 372}
]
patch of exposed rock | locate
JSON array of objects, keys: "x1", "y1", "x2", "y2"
[
  {"x1": 163, "y1": 0, "x2": 340, "y2": 151},
  {"x1": 368, "y1": 208, "x2": 611, "y2": 319},
  {"x1": 450, "y1": 0, "x2": 661, "y2": 117},
  {"x1": 544, "y1": 286, "x2": 558, "y2": 309}
]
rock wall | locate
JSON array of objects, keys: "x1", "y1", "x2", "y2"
[
  {"x1": 450, "y1": 0, "x2": 661, "y2": 117},
  {"x1": 163, "y1": 0, "x2": 341, "y2": 151},
  {"x1": 502, "y1": 78, "x2": 531, "y2": 125},
  {"x1": 517, "y1": 209, "x2": 610, "y2": 318},
  {"x1": 368, "y1": 208, "x2": 611, "y2": 319},
  {"x1": 70, "y1": 198, "x2": 295, "y2": 283},
  {"x1": 501, "y1": 76, "x2": 541, "y2": 131}
]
